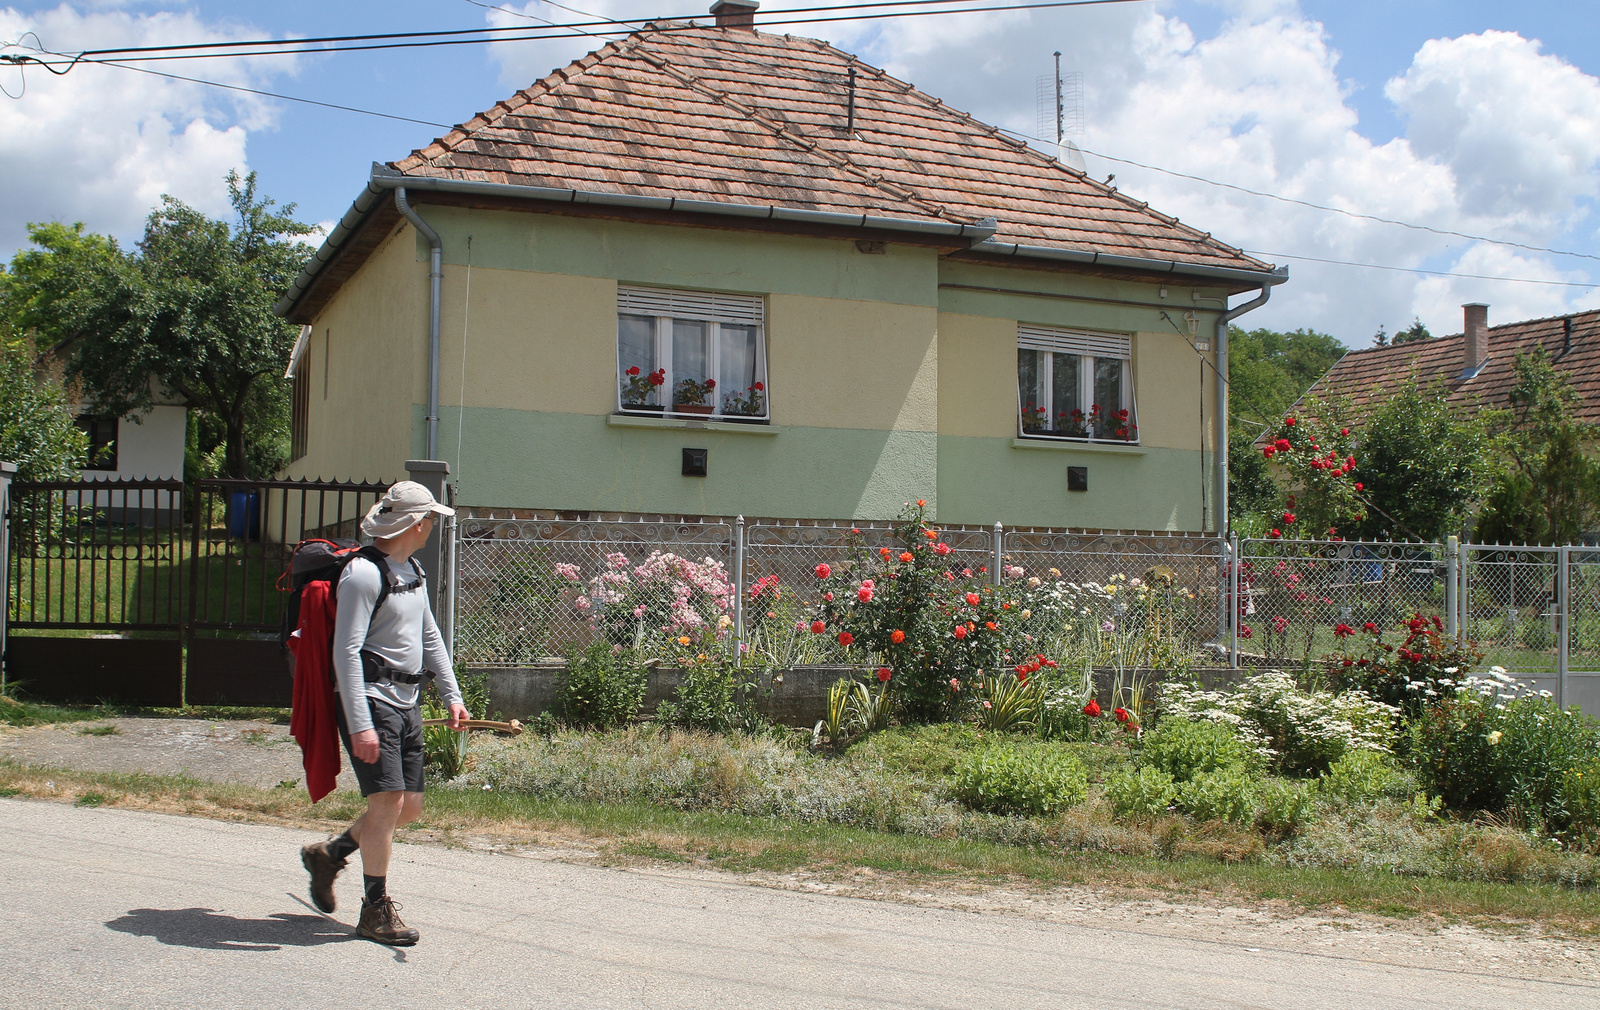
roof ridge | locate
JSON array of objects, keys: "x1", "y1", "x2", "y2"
[{"x1": 626, "y1": 31, "x2": 957, "y2": 221}]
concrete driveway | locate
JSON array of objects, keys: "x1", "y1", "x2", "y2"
[{"x1": 2, "y1": 798, "x2": 1594, "y2": 1009}]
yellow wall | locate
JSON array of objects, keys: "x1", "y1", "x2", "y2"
[{"x1": 284, "y1": 222, "x2": 425, "y2": 483}]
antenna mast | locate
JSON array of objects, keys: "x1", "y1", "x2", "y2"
[{"x1": 1053, "y1": 51, "x2": 1064, "y2": 150}]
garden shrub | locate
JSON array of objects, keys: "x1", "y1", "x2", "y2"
[
  {"x1": 1161, "y1": 670, "x2": 1394, "y2": 776},
  {"x1": 556, "y1": 642, "x2": 648, "y2": 730},
  {"x1": 1410, "y1": 690, "x2": 1600, "y2": 827},
  {"x1": 1320, "y1": 749, "x2": 1412, "y2": 806},
  {"x1": 1325, "y1": 615, "x2": 1482, "y2": 717},
  {"x1": 1105, "y1": 765, "x2": 1177, "y2": 820},
  {"x1": 1558, "y1": 761, "x2": 1600, "y2": 848},
  {"x1": 655, "y1": 660, "x2": 766, "y2": 735},
  {"x1": 1254, "y1": 779, "x2": 1317, "y2": 836},
  {"x1": 1177, "y1": 768, "x2": 1258, "y2": 824},
  {"x1": 951, "y1": 744, "x2": 1087, "y2": 816},
  {"x1": 1139, "y1": 717, "x2": 1253, "y2": 782}
]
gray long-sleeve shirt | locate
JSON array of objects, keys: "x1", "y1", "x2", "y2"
[{"x1": 333, "y1": 552, "x2": 462, "y2": 734}]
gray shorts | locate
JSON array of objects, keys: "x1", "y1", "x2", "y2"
[{"x1": 335, "y1": 696, "x2": 425, "y2": 796}]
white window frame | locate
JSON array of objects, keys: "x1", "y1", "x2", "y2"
[
  {"x1": 1015, "y1": 324, "x2": 1138, "y2": 443},
  {"x1": 616, "y1": 285, "x2": 769, "y2": 422}
]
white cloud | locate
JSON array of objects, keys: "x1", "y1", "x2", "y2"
[{"x1": 0, "y1": 3, "x2": 299, "y2": 257}]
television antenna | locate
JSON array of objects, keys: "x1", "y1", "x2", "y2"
[{"x1": 1035, "y1": 52, "x2": 1084, "y2": 170}]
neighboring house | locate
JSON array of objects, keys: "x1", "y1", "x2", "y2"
[
  {"x1": 70, "y1": 386, "x2": 187, "y2": 483},
  {"x1": 1290, "y1": 303, "x2": 1600, "y2": 426},
  {"x1": 275, "y1": 1, "x2": 1286, "y2": 531}
]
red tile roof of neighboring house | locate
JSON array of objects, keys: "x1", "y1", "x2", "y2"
[
  {"x1": 389, "y1": 21, "x2": 1273, "y2": 275},
  {"x1": 1285, "y1": 308, "x2": 1600, "y2": 429}
]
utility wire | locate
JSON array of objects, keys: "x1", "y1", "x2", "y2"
[
  {"x1": 997, "y1": 124, "x2": 1600, "y2": 265},
  {"x1": 1244, "y1": 249, "x2": 1599, "y2": 289}
]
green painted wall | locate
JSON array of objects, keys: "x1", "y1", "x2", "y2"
[
  {"x1": 423, "y1": 404, "x2": 938, "y2": 519},
  {"x1": 937, "y1": 436, "x2": 1205, "y2": 530}
]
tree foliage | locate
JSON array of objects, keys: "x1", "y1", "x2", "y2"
[
  {"x1": 1476, "y1": 346, "x2": 1600, "y2": 544},
  {"x1": 1347, "y1": 378, "x2": 1488, "y2": 542},
  {"x1": 4, "y1": 172, "x2": 310, "y2": 479},
  {"x1": 0, "y1": 327, "x2": 88, "y2": 480}
]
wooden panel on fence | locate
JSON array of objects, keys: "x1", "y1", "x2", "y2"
[
  {"x1": 186, "y1": 639, "x2": 292, "y2": 707},
  {"x1": 4, "y1": 636, "x2": 182, "y2": 707}
]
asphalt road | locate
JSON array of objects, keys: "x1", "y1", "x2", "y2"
[{"x1": 2, "y1": 798, "x2": 1594, "y2": 1010}]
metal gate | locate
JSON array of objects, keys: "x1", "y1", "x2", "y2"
[{"x1": 3, "y1": 476, "x2": 387, "y2": 707}]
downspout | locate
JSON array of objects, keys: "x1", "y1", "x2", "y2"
[
  {"x1": 393, "y1": 188, "x2": 443, "y2": 459},
  {"x1": 1214, "y1": 285, "x2": 1272, "y2": 534}
]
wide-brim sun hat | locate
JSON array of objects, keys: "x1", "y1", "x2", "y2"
[{"x1": 360, "y1": 480, "x2": 455, "y2": 539}]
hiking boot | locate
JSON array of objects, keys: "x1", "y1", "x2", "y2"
[
  {"x1": 300, "y1": 841, "x2": 347, "y2": 914},
  {"x1": 358, "y1": 896, "x2": 419, "y2": 946}
]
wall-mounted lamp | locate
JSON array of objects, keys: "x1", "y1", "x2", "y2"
[{"x1": 682, "y1": 447, "x2": 708, "y2": 477}]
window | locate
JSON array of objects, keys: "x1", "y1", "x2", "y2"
[
  {"x1": 1016, "y1": 325, "x2": 1136, "y2": 442},
  {"x1": 75, "y1": 415, "x2": 118, "y2": 471},
  {"x1": 617, "y1": 285, "x2": 767, "y2": 421},
  {"x1": 290, "y1": 347, "x2": 310, "y2": 462}
]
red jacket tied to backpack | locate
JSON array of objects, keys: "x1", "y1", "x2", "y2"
[{"x1": 289, "y1": 579, "x2": 341, "y2": 802}]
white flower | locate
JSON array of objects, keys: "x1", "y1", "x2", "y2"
[
  {"x1": 1444, "y1": 667, "x2": 1459, "y2": 674},
  {"x1": 1487, "y1": 730, "x2": 1503, "y2": 745}
]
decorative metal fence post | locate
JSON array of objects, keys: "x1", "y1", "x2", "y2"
[
  {"x1": 0, "y1": 461, "x2": 13, "y2": 693},
  {"x1": 733, "y1": 514, "x2": 746, "y2": 655},
  {"x1": 1227, "y1": 531, "x2": 1239, "y2": 669},
  {"x1": 1559, "y1": 544, "x2": 1570, "y2": 710},
  {"x1": 1445, "y1": 535, "x2": 1458, "y2": 643},
  {"x1": 992, "y1": 522, "x2": 1004, "y2": 586}
]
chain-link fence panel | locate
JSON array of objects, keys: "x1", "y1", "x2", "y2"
[
  {"x1": 453, "y1": 514, "x2": 735, "y2": 667},
  {"x1": 1463, "y1": 545, "x2": 1560, "y2": 685},
  {"x1": 996, "y1": 532, "x2": 1224, "y2": 671},
  {"x1": 741, "y1": 520, "x2": 995, "y2": 668},
  {"x1": 1236, "y1": 539, "x2": 1446, "y2": 666},
  {"x1": 1566, "y1": 548, "x2": 1600, "y2": 713}
]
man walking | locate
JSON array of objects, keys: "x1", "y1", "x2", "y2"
[{"x1": 300, "y1": 481, "x2": 468, "y2": 946}]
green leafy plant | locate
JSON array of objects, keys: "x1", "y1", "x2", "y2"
[
  {"x1": 851, "y1": 674, "x2": 894, "y2": 734},
  {"x1": 556, "y1": 642, "x2": 648, "y2": 730},
  {"x1": 814, "y1": 677, "x2": 856, "y2": 751},
  {"x1": 656, "y1": 659, "x2": 765, "y2": 735},
  {"x1": 1177, "y1": 768, "x2": 1258, "y2": 824},
  {"x1": 1319, "y1": 748, "x2": 1411, "y2": 806},
  {"x1": 951, "y1": 744, "x2": 1087, "y2": 816},
  {"x1": 974, "y1": 672, "x2": 1041, "y2": 732},
  {"x1": 1254, "y1": 779, "x2": 1317, "y2": 836},
  {"x1": 1326, "y1": 615, "x2": 1483, "y2": 717},
  {"x1": 421, "y1": 695, "x2": 468, "y2": 780},
  {"x1": 1105, "y1": 765, "x2": 1178, "y2": 820},
  {"x1": 1139, "y1": 718, "x2": 1254, "y2": 782}
]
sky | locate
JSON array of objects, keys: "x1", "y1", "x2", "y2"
[{"x1": 3, "y1": 0, "x2": 1599, "y2": 347}]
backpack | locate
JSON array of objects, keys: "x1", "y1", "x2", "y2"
[{"x1": 279, "y1": 539, "x2": 427, "y2": 683}]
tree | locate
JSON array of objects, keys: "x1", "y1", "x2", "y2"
[
  {"x1": 1392, "y1": 317, "x2": 1432, "y2": 344},
  {"x1": 9, "y1": 172, "x2": 311, "y2": 479},
  {"x1": 0, "y1": 326, "x2": 88, "y2": 480},
  {"x1": 1475, "y1": 346, "x2": 1600, "y2": 544},
  {"x1": 1346, "y1": 379, "x2": 1487, "y2": 542}
]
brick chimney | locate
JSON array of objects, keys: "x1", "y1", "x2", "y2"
[
  {"x1": 1460, "y1": 302, "x2": 1489, "y2": 379},
  {"x1": 710, "y1": 0, "x2": 758, "y2": 28}
]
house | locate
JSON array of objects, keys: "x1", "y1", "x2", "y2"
[
  {"x1": 1290, "y1": 303, "x2": 1600, "y2": 425},
  {"x1": 275, "y1": 1, "x2": 1286, "y2": 532}
]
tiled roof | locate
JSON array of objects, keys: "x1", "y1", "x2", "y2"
[
  {"x1": 1286, "y1": 309, "x2": 1600, "y2": 428},
  {"x1": 388, "y1": 22, "x2": 1272, "y2": 275}
]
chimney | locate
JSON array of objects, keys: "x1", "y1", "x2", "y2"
[
  {"x1": 1460, "y1": 302, "x2": 1489, "y2": 379},
  {"x1": 710, "y1": 0, "x2": 758, "y2": 28}
]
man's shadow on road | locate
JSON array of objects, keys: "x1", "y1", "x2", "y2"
[{"x1": 105, "y1": 907, "x2": 356, "y2": 951}]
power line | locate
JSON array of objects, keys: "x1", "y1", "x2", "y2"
[
  {"x1": 4, "y1": 0, "x2": 1150, "y2": 65},
  {"x1": 1245, "y1": 249, "x2": 1600, "y2": 289},
  {"x1": 997, "y1": 124, "x2": 1600, "y2": 265}
]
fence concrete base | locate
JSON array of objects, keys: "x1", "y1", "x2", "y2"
[{"x1": 471, "y1": 665, "x2": 1250, "y2": 728}]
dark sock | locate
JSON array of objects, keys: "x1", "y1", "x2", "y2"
[
  {"x1": 363, "y1": 874, "x2": 387, "y2": 907},
  {"x1": 327, "y1": 831, "x2": 358, "y2": 861}
]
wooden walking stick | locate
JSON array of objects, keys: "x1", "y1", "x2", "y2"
[{"x1": 421, "y1": 718, "x2": 524, "y2": 736}]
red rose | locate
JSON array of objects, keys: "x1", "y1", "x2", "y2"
[
  {"x1": 1114, "y1": 707, "x2": 1130, "y2": 723},
  {"x1": 705, "y1": 379, "x2": 716, "y2": 389},
  {"x1": 890, "y1": 629, "x2": 905, "y2": 644},
  {"x1": 753, "y1": 382, "x2": 764, "y2": 391},
  {"x1": 953, "y1": 625, "x2": 967, "y2": 640},
  {"x1": 898, "y1": 551, "x2": 914, "y2": 563},
  {"x1": 917, "y1": 500, "x2": 926, "y2": 507},
  {"x1": 823, "y1": 592, "x2": 834, "y2": 602},
  {"x1": 877, "y1": 667, "x2": 892, "y2": 682},
  {"x1": 1262, "y1": 446, "x2": 1276, "y2": 459},
  {"x1": 1334, "y1": 623, "x2": 1354, "y2": 637},
  {"x1": 810, "y1": 620, "x2": 826, "y2": 634},
  {"x1": 985, "y1": 621, "x2": 997, "y2": 631},
  {"x1": 965, "y1": 592, "x2": 981, "y2": 606},
  {"x1": 1284, "y1": 417, "x2": 1296, "y2": 426},
  {"x1": 934, "y1": 542, "x2": 952, "y2": 556},
  {"x1": 1274, "y1": 438, "x2": 1292, "y2": 452},
  {"x1": 1340, "y1": 428, "x2": 1349, "y2": 436},
  {"x1": 626, "y1": 366, "x2": 640, "y2": 376},
  {"x1": 1363, "y1": 622, "x2": 1377, "y2": 632},
  {"x1": 857, "y1": 586, "x2": 873, "y2": 603},
  {"x1": 1083, "y1": 700, "x2": 1102, "y2": 717},
  {"x1": 1282, "y1": 512, "x2": 1296, "y2": 524},
  {"x1": 815, "y1": 563, "x2": 831, "y2": 579},
  {"x1": 1354, "y1": 482, "x2": 1364, "y2": 491},
  {"x1": 837, "y1": 631, "x2": 854, "y2": 646}
]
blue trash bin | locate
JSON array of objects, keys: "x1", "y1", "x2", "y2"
[{"x1": 227, "y1": 490, "x2": 261, "y2": 541}]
